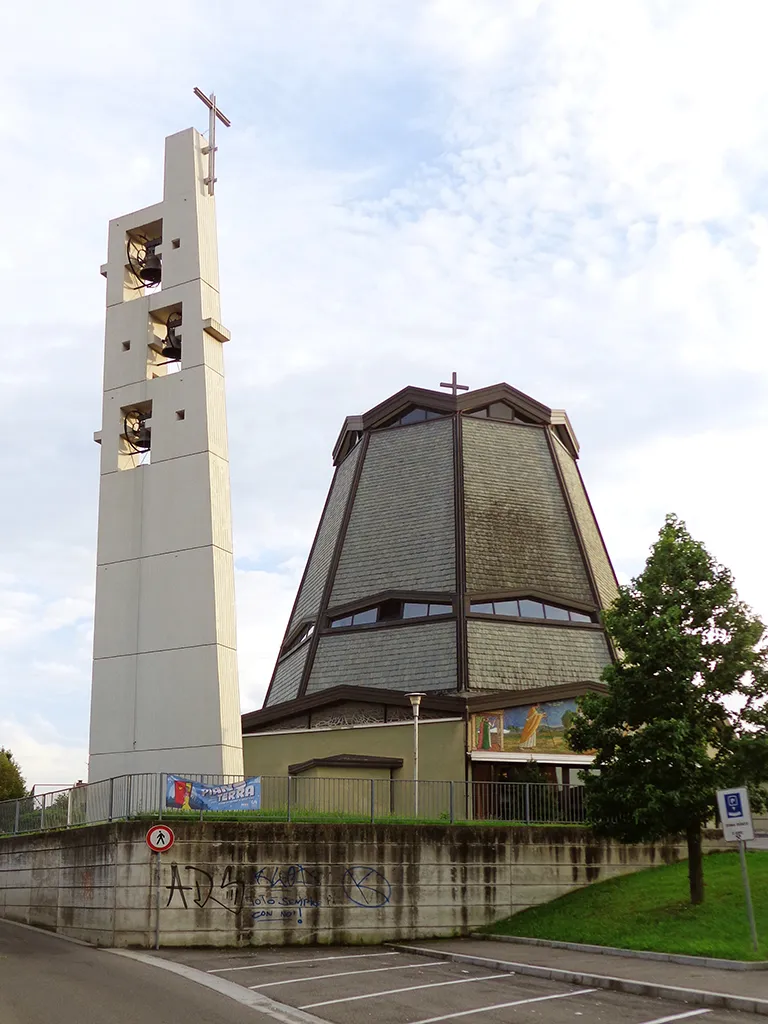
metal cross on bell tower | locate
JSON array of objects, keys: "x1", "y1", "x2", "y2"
[{"x1": 193, "y1": 87, "x2": 231, "y2": 195}]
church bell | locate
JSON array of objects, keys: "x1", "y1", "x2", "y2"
[
  {"x1": 139, "y1": 239, "x2": 162, "y2": 285},
  {"x1": 161, "y1": 312, "x2": 182, "y2": 361}
]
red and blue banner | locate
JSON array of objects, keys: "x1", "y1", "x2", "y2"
[{"x1": 165, "y1": 775, "x2": 261, "y2": 812}]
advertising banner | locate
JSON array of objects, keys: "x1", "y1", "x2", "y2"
[{"x1": 165, "y1": 775, "x2": 261, "y2": 812}]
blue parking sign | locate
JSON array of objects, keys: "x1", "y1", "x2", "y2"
[
  {"x1": 725, "y1": 792, "x2": 743, "y2": 818},
  {"x1": 716, "y1": 786, "x2": 754, "y2": 843}
]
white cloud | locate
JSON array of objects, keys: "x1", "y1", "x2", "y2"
[
  {"x1": 0, "y1": 717, "x2": 88, "y2": 790},
  {"x1": 3, "y1": 0, "x2": 768, "y2": 782}
]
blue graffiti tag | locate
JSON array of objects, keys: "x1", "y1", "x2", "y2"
[
  {"x1": 342, "y1": 866, "x2": 391, "y2": 908},
  {"x1": 252, "y1": 864, "x2": 321, "y2": 888}
]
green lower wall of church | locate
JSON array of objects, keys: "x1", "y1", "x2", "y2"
[{"x1": 242, "y1": 719, "x2": 466, "y2": 781}]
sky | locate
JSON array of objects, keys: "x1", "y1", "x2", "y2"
[{"x1": 3, "y1": 0, "x2": 768, "y2": 789}]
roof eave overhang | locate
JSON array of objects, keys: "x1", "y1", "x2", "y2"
[
  {"x1": 549, "y1": 409, "x2": 580, "y2": 459},
  {"x1": 332, "y1": 383, "x2": 564, "y2": 465},
  {"x1": 464, "y1": 680, "x2": 609, "y2": 713},
  {"x1": 242, "y1": 680, "x2": 608, "y2": 732},
  {"x1": 288, "y1": 754, "x2": 404, "y2": 775},
  {"x1": 242, "y1": 684, "x2": 464, "y2": 732}
]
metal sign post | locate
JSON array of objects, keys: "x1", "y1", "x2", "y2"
[
  {"x1": 716, "y1": 787, "x2": 759, "y2": 953},
  {"x1": 154, "y1": 851, "x2": 161, "y2": 951},
  {"x1": 738, "y1": 839, "x2": 759, "y2": 954},
  {"x1": 146, "y1": 826, "x2": 175, "y2": 950}
]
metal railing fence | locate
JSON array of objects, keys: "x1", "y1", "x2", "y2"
[{"x1": 0, "y1": 774, "x2": 588, "y2": 836}]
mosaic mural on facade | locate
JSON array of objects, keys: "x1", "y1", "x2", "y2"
[{"x1": 471, "y1": 698, "x2": 579, "y2": 753}]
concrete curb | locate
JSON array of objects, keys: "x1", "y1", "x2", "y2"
[
  {"x1": 468, "y1": 932, "x2": 768, "y2": 971},
  {"x1": 388, "y1": 943, "x2": 768, "y2": 1017},
  {"x1": 0, "y1": 916, "x2": 93, "y2": 947}
]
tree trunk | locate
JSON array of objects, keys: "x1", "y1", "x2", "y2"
[{"x1": 686, "y1": 822, "x2": 704, "y2": 905}]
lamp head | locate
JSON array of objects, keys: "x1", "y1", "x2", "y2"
[{"x1": 406, "y1": 692, "x2": 426, "y2": 709}]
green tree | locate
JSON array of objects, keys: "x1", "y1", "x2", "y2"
[
  {"x1": 568, "y1": 514, "x2": 768, "y2": 905},
  {"x1": 0, "y1": 748, "x2": 27, "y2": 801}
]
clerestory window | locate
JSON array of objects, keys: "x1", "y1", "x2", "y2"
[
  {"x1": 282, "y1": 622, "x2": 315, "y2": 656},
  {"x1": 466, "y1": 401, "x2": 515, "y2": 421},
  {"x1": 469, "y1": 598, "x2": 595, "y2": 623},
  {"x1": 389, "y1": 407, "x2": 446, "y2": 427},
  {"x1": 329, "y1": 599, "x2": 453, "y2": 628}
]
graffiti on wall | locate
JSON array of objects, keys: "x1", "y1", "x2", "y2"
[
  {"x1": 165, "y1": 862, "x2": 391, "y2": 924},
  {"x1": 471, "y1": 698, "x2": 580, "y2": 753}
]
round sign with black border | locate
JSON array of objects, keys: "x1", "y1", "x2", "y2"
[{"x1": 146, "y1": 825, "x2": 175, "y2": 852}]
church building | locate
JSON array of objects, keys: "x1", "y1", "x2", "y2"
[{"x1": 241, "y1": 379, "x2": 617, "y2": 789}]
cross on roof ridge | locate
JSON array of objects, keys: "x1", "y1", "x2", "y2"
[{"x1": 439, "y1": 371, "x2": 469, "y2": 397}]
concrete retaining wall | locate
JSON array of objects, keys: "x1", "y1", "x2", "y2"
[{"x1": 0, "y1": 821, "x2": 726, "y2": 947}]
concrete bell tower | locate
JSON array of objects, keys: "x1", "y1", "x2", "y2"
[{"x1": 87, "y1": 124, "x2": 243, "y2": 782}]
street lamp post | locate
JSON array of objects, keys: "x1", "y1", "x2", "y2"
[{"x1": 406, "y1": 693, "x2": 426, "y2": 818}]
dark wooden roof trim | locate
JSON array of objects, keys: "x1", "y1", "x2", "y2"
[
  {"x1": 288, "y1": 753, "x2": 404, "y2": 775},
  {"x1": 456, "y1": 383, "x2": 552, "y2": 421},
  {"x1": 574, "y1": 459, "x2": 621, "y2": 597},
  {"x1": 297, "y1": 431, "x2": 370, "y2": 697},
  {"x1": 331, "y1": 383, "x2": 570, "y2": 465},
  {"x1": 464, "y1": 680, "x2": 609, "y2": 712},
  {"x1": 243, "y1": 681, "x2": 607, "y2": 733},
  {"x1": 261, "y1": 456, "x2": 346, "y2": 705},
  {"x1": 242, "y1": 685, "x2": 464, "y2": 732},
  {"x1": 332, "y1": 415, "x2": 364, "y2": 465},
  {"x1": 454, "y1": 411, "x2": 468, "y2": 692},
  {"x1": 550, "y1": 409, "x2": 580, "y2": 459},
  {"x1": 467, "y1": 615, "x2": 602, "y2": 633},
  {"x1": 362, "y1": 386, "x2": 457, "y2": 428},
  {"x1": 545, "y1": 427, "x2": 602, "y2": 610}
]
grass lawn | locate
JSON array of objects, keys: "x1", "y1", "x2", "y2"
[{"x1": 487, "y1": 850, "x2": 768, "y2": 961}]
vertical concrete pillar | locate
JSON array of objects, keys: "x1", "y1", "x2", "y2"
[{"x1": 88, "y1": 129, "x2": 243, "y2": 782}]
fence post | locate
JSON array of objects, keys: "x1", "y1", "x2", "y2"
[
  {"x1": 449, "y1": 781, "x2": 455, "y2": 824},
  {"x1": 107, "y1": 777, "x2": 114, "y2": 822},
  {"x1": 40, "y1": 795, "x2": 45, "y2": 831},
  {"x1": 14, "y1": 799, "x2": 20, "y2": 834},
  {"x1": 370, "y1": 778, "x2": 375, "y2": 823},
  {"x1": 524, "y1": 783, "x2": 531, "y2": 824},
  {"x1": 286, "y1": 776, "x2": 292, "y2": 823},
  {"x1": 158, "y1": 774, "x2": 165, "y2": 820}
]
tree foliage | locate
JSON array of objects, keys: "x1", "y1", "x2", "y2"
[
  {"x1": 567, "y1": 514, "x2": 768, "y2": 904},
  {"x1": 0, "y1": 748, "x2": 27, "y2": 801}
]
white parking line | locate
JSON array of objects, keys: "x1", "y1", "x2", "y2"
[
  {"x1": 405, "y1": 987, "x2": 597, "y2": 1024},
  {"x1": 637, "y1": 1012, "x2": 711, "y2": 1024},
  {"x1": 209, "y1": 952, "x2": 398, "y2": 973},
  {"x1": 248, "y1": 961, "x2": 445, "y2": 989},
  {"x1": 300, "y1": 972, "x2": 513, "y2": 1008}
]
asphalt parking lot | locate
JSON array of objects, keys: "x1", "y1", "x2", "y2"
[{"x1": 151, "y1": 945, "x2": 755, "y2": 1024}]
